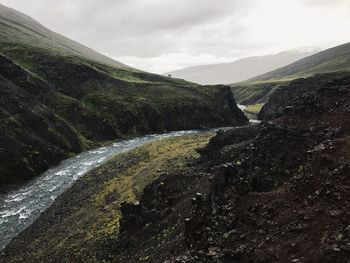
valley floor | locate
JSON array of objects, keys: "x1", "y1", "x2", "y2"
[
  {"x1": 0, "y1": 132, "x2": 214, "y2": 262},
  {"x1": 2, "y1": 74, "x2": 350, "y2": 263}
]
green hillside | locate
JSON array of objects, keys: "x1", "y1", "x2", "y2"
[
  {"x1": 0, "y1": 4, "x2": 128, "y2": 68},
  {"x1": 0, "y1": 4, "x2": 247, "y2": 187},
  {"x1": 231, "y1": 42, "x2": 350, "y2": 105}
]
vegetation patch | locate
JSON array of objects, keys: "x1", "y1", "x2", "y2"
[
  {"x1": 0, "y1": 44, "x2": 246, "y2": 186},
  {"x1": 244, "y1": 103, "x2": 264, "y2": 115},
  {"x1": 231, "y1": 42, "x2": 350, "y2": 105},
  {"x1": 91, "y1": 132, "x2": 214, "y2": 238},
  {"x1": 0, "y1": 132, "x2": 214, "y2": 262}
]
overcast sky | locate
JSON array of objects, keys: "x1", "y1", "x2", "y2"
[{"x1": 1, "y1": 0, "x2": 350, "y2": 73}]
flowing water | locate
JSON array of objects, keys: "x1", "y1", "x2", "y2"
[{"x1": 0, "y1": 130, "x2": 200, "y2": 249}]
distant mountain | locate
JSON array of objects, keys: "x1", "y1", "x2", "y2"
[
  {"x1": 0, "y1": 4, "x2": 247, "y2": 187},
  {"x1": 231, "y1": 42, "x2": 350, "y2": 105},
  {"x1": 167, "y1": 49, "x2": 318, "y2": 85}
]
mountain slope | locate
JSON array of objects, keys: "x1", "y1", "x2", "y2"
[
  {"x1": 0, "y1": 54, "x2": 117, "y2": 185},
  {"x1": 167, "y1": 49, "x2": 317, "y2": 85},
  {"x1": 0, "y1": 4, "x2": 247, "y2": 188},
  {"x1": 0, "y1": 4, "x2": 127, "y2": 68},
  {"x1": 231, "y1": 42, "x2": 350, "y2": 105},
  {"x1": 250, "y1": 42, "x2": 350, "y2": 82}
]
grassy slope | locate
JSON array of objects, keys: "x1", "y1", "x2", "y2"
[
  {"x1": 244, "y1": 104, "x2": 264, "y2": 113},
  {"x1": 0, "y1": 5, "x2": 247, "y2": 185},
  {"x1": 0, "y1": 43, "x2": 239, "y2": 134},
  {"x1": 231, "y1": 81, "x2": 288, "y2": 105},
  {"x1": 0, "y1": 132, "x2": 214, "y2": 262},
  {"x1": 231, "y1": 42, "x2": 350, "y2": 105},
  {"x1": 0, "y1": 48, "x2": 245, "y2": 186},
  {"x1": 0, "y1": 4, "x2": 247, "y2": 138},
  {"x1": 0, "y1": 3, "x2": 127, "y2": 68},
  {"x1": 250, "y1": 42, "x2": 350, "y2": 82}
]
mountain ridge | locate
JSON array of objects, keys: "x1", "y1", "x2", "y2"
[
  {"x1": 167, "y1": 49, "x2": 318, "y2": 85},
  {"x1": 248, "y1": 42, "x2": 350, "y2": 82},
  {"x1": 231, "y1": 41, "x2": 350, "y2": 105},
  {"x1": 0, "y1": 3, "x2": 128, "y2": 68}
]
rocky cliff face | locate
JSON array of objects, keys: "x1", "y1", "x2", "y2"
[
  {"x1": 0, "y1": 55, "x2": 117, "y2": 185},
  {"x1": 0, "y1": 3, "x2": 248, "y2": 188},
  {"x1": 112, "y1": 72, "x2": 350, "y2": 262},
  {"x1": 0, "y1": 54, "x2": 247, "y2": 188},
  {"x1": 259, "y1": 72, "x2": 350, "y2": 120},
  {"x1": 1, "y1": 72, "x2": 350, "y2": 262}
]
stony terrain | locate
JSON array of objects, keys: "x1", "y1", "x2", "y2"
[
  {"x1": 2, "y1": 72, "x2": 350, "y2": 262},
  {"x1": 0, "y1": 132, "x2": 214, "y2": 262},
  {"x1": 110, "y1": 72, "x2": 350, "y2": 262},
  {"x1": 1, "y1": 4, "x2": 350, "y2": 263},
  {"x1": 258, "y1": 72, "x2": 350, "y2": 120}
]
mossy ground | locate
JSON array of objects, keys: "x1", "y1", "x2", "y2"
[
  {"x1": 0, "y1": 132, "x2": 214, "y2": 262},
  {"x1": 244, "y1": 103, "x2": 264, "y2": 115},
  {"x1": 0, "y1": 43, "x2": 239, "y2": 137},
  {"x1": 0, "y1": 43, "x2": 245, "y2": 186},
  {"x1": 91, "y1": 133, "x2": 213, "y2": 238}
]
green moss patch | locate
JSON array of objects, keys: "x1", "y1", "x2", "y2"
[
  {"x1": 0, "y1": 133, "x2": 213, "y2": 262},
  {"x1": 244, "y1": 104, "x2": 264, "y2": 115}
]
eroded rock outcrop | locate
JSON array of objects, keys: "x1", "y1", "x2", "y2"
[
  {"x1": 259, "y1": 72, "x2": 350, "y2": 121},
  {"x1": 114, "y1": 72, "x2": 350, "y2": 263},
  {"x1": 0, "y1": 53, "x2": 247, "y2": 188},
  {"x1": 0, "y1": 55, "x2": 117, "y2": 185}
]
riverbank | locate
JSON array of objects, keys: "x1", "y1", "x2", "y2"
[
  {"x1": 0, "y1": 50, "x2": 248, "y2": 188},
  {"x1": 109, "y1": 73, "x2": 350, "y2": 263},
  {"x1": 0, "y1": 130, "x2": 207, "y2": 250},
  {"x1": 4, "y1": 72, "x2": 349, "y2": 262},
  {"x1": 0, "y1": 132, "x2": 214, "y2": 262}
]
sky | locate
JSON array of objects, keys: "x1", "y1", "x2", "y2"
[{"x1": 0, "y1": 0, "x2": 350, "y2": 73}]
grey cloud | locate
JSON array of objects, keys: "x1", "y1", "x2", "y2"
[
  {"x1": 0, "y1": 0, "x2": 254, "y2": 57},
  {"x1": 1, "y1": 0, "x2": 348, "y2": 72},
  {"x1": 302, "y1": 0, "x2": 349, "y2": 7}
]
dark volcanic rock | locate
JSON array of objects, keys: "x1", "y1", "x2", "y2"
[
  {"x1": 2, "y1": 72, "x2": 350, "y2": 262},
  {"x1": 0, "y1": 52, "x2": 247, "y2": 188},
  {"x1": 1, "y1": 3, "x2": 248, "y2": 188},
  {"x1": 259, "y1": 72, "x2": 350, "y2": 121},
  {"x1": 0, "y1": 54, "x2": 117, "y2": 185},
  {"x1": 112, "y1": 72, "x2": 350, "y2": 263}
]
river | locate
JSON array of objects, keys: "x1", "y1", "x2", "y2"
[{"x1": 0, "y1": 130, "x2": 200, "y2": 249}]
